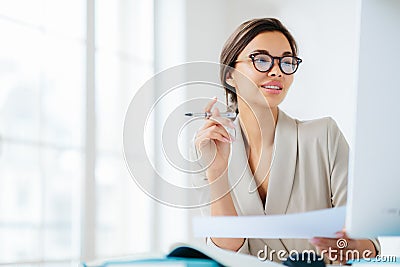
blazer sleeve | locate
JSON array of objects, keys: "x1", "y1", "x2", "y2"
[
  {"x1": 327, "y1": 118, "x2": 349, "y2": 207},
  {"x1": 327, "y1": 118, "x2": 381, "y2": 255},
  {"x1": 189, "y1": 132, "x2": 251, "y2": 254},
  {"x1": 188, "y1": 134, "x2": 211, "y2": 216},
  {"x1": 207, "y1": 237, "x2": 250, "y2": 255}
]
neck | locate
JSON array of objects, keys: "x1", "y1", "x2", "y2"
[{"x1": 238, "y1": 102, "x2": 278, "y2": 150}]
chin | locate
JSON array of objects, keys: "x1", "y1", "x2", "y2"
[{"x1": 262, "y1": 96, "x2": 284, "y2": 109}]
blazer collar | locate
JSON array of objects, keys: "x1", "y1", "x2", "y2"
[
  {"x1": 265, "y1": 109, "x2": 298, "y2": 215},
  {"x1": 227, "y1": 109, "x2": 298, "y2": 252},
  {"x1": 229, "y1": 109, "x2": 298, "y2": 216},
  {"x1": 228, "y1": 116, "x2": 265, "y2": 215}
]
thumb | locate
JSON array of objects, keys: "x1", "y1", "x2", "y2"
[{"x1": 212, "y1": 107, "x2": 220, "y2": 117}]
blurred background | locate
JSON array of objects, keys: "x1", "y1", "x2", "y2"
[{"x1": 0, "y1": 0, "x2": 399, "y2": 266}]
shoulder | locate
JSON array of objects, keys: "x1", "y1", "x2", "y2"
[
  {"x1": 296, "y1": 116, "x2": 341, "y2": 137},
  {"x1": 280, "y1": 110, "x2": 340, "y2": 135},
  {"x1": 298, "y1": 117, "x2": 348, "y2": 156},
  {"x1": 280, "y1": 111, "x2": 345, "y2": 145}
]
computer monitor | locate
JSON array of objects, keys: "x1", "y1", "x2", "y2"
[{"x1": 345, "y1": 0, "x2": 400, "y2": 239}]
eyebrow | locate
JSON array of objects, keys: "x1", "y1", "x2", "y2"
[{"x1": 251, "y1": 49, "x2": 293, "y2": 56}]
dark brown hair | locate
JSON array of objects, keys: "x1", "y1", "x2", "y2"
[{"x1": 220, "y1": 18, "x2": 298, "y2": 108}]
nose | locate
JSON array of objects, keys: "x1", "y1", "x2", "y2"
[{"x1": 268, "y1": 59, "x2": 283, "y2": 77}]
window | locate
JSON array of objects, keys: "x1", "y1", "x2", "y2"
[
  {"x1": 94, "y1": 0, "x2": 154, "y2": 257},
  {"x1": 0, "y1": 0, "x2": 154, "y2": 265}
]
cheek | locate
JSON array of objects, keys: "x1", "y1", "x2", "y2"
[
  {"x1": 284, "y1": 76, "x2": 294, "y2": 89},
  {"x1": 234, "y1": 74, "x2": 260, "y2": 98},
  {"x1": 233, "y1": 68, "x2": 263, "y2": 91}
]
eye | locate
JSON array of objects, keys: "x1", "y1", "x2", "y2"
[
  {"x1": 254, "y1": 55, "x2": 272, "y2": 64},
  {"x1": 281, "y1": 56, "x2": 298, "y2": 66}
]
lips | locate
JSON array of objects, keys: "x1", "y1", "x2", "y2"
[
  {"x1": 262, "y1": 85, "x2": 281, "y2": 90},
  {"x1": 261, "y1": 81, "x2": 283, "y2": 90},
  {"x1": 261, "y1": 81, "x2": 283, "y2": 95}
]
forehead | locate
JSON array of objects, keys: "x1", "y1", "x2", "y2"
[{"x1": 241, "y1": 31, "x2": 292, "y2": 56}]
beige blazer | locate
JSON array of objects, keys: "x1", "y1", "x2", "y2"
[{"x1": 192, "y1": 109, "x2": 367, "y2": 262}]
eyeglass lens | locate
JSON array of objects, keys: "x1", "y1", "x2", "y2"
[{"x1": 252, "y1": 54, "x2": 300, "y2": 74}]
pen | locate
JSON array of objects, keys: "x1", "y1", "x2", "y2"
[{"x1": 185, "y1": 112, "x2": 237, "y2": 119}]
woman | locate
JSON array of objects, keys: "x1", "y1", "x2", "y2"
[{"x1": 192, "y1": 18, "x2": 379, "y2": 263}]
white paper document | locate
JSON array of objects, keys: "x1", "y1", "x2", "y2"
[{"x1": 193, "y1": 206, "x2": 346, "y2": 239}]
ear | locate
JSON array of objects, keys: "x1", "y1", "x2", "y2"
[{"x1": 225, "y1": 70, "x2": 236, "y2": 88}]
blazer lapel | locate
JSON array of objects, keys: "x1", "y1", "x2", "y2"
[
  {"x1": 228, "y1": 117, "x2": 265, "y2": 216},
  {"x1": 265, "y1": 110, "x2": 298, "y2": 215},
  {"x1": 229, "y1": 110, "x2": 299, "y2": 255}
]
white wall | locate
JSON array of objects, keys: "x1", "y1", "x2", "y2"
[
  {"x1": 185, "y1": 0, "x2": 360, "y2": 146},
  {"x1": 153, "y1": 0, "x2": 189, "y2": 253}
]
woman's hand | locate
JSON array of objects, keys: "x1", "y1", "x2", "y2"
[
  {"x1": 310, "y1": 230, "x2": 377, "y2": 264},
  {"x1": 194, "y1": 97, "x2": 235, "y2": 181}
]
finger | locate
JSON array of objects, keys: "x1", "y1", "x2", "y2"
[
  {"x1": 196, "y1": 134, "x2": 229, "y2": 151},
  {"x1": 205, "y1": 99, "x2": 235, "y2": 127},
  {"x1": 198, "y1": 117, "x2": 226, "y2": 131},
  {"x1": 311, "y1": 237, "x2": 358, "y2": 251},
  {"x1": 210, "y1": 107, "x2": 235, "y2": 130},
  {"x1": 198, "y1": 121, "x2": 234, "y2": 142},
  {"x1": 208, "y1": 116, "x2": 235, "y2": 131},
  {"x1": 204, "y1": 97, "x2": 218, "y2": 113},
  {"x1": 310, "y1": 237, "x2": 337, "y2": 246},
  {"x1": 210, "y1": 107, "x2": 235, "y2": 127},
  {"x1": 335, "y1": 229, "x2": 347, "y2": 238},
  {"x1": 310, "y1": 238, "x2": 342, "y2": 250},
  {"x1": 208, "y1": 131, "x2": 230, "y2": 143},
  {"x1": 203, "y1": 125, "x2": 232, "y2": 142},
  {"x1": 197, "y1": 124, "x2": 229, "y2": 139},
  {"x1": 340, "y1": 238, "x2": 357, "y2": 250},
  {"x1": 213, "y1": 106, "x2": 221, "y2": 117},
  {"x1": 195, "y1": 134, "x2": 214, "y2": 152},
  {"x1": 195, "y1": 127, "x2": 231, "y2": 147},
  {"x1": 198, "y1": 112, "x2": 235, "y2": 131}
]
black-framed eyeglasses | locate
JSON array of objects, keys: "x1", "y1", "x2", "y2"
[{"x1": 238, "y1": 53, "x2": 302, "y2": 75}]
